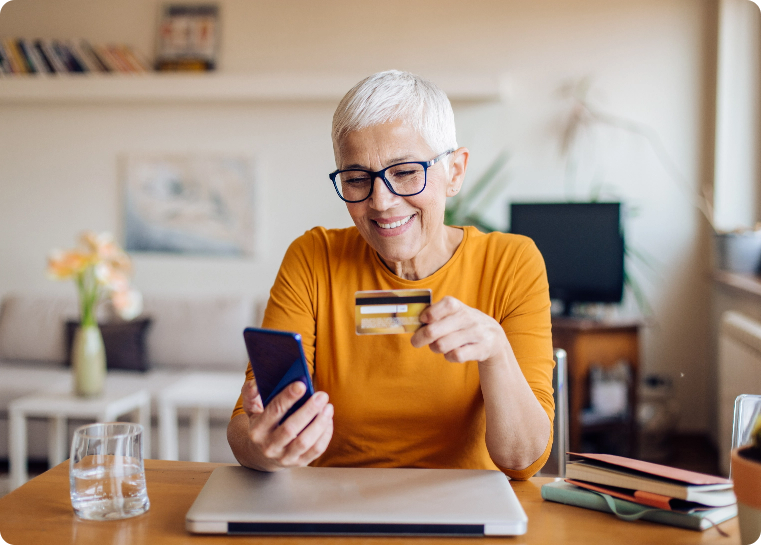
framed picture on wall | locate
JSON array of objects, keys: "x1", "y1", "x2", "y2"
[
  {"x1": 155, "y1": 3, "x2": 219, "y2": 71},
  {"x1": 122, "y1": 154, "x2": 257, "y2": 257}
]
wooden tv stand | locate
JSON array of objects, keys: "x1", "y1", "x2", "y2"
[{"x1": 551, "y1": 317, "x2": 640, "y2": 455}]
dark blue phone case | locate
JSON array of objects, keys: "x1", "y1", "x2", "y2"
[{"x1": 242, "y1": 327, "x2": 315, "y2": 424}]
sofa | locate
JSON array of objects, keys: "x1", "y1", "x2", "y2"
[{"x1": 0, "y1": 292, "x2": 263, "y2": 464}]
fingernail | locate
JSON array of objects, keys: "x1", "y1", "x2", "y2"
[
  {"x1": 314, "y1": 391, "x2": 328, "y2": 404},
  {"x1": 292, "y1": 382, "x2": 305, "y2": 395}
]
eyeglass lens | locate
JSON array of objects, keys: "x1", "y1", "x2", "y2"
[{"x1": 336, "y1": 163, "x2": 426, "y2": 201}]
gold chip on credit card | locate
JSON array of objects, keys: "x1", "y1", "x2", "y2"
[{"x1": 355, "y1": 289, "x2": 432, "y2": 335}]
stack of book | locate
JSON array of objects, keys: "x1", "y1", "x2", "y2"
[
  {"x1": 0, "y1": 38, "x2": 152, "y2": 76},
  {"x1": 542, "y1": 453, "x2": 737, "y2": 532}
]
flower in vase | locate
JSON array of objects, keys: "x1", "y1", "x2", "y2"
[
  {"x1": 112, "y1": 289, "x2": 143, "y2": 321},
  {"x1": 47, "y1": 231, "x2": 142, "y2": 325}
]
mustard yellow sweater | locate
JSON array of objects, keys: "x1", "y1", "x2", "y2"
[{"x1": 232, "y1": 225, "x2": 554, "y2": 480}]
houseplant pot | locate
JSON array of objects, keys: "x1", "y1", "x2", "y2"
[
  {"x1": 732, "y1": 446, "x2": 761, "y2": 545},
  {"x1": 715, "y1": 231, "x2": 761, "y2": 274}
]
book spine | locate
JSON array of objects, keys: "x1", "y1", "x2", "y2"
[
  {"x1": 79, "y1": 40, "x2": 110, "y2": 72},
  {"x1": 15, "y1": 39, "x2": 38, "y2": 73},
  {"x1": 120, "y1": 46, "x2": 148, "y2": 72},
  {"x1": 541, "y1": 484, "x2": 707, "y2": 531},
  {"x1": 92, "y1": 45, "x2": 120, "y2": 72},
  {"x1": 32, "y1": 40, "x2": 56, "y2": 74},
  {"x1": 114, "y1": 45, "x2": 141, "y2": 72},
  {"x1": 24, "y1": 39, "x2": 52, "y2": 75},
  {"x1": 51, "y1": 41, "x2": 76, "y2": 73},
  {"x1": 126, "y1": 46, "x2": 153, "y2": 72},
  {"x1": 0, "y1": 43, "x2": 12, "y2": 74},
  {"x1": 40, "y1": 39, "x2": 68, "y2": 74},
  {"x1": 67, "y1": 40, "x2": 97, "y2": 73},
  {"x1": 62, "y1": 41, "x2": 88, "y2": 73},
  {"x1": 3, "y1": 38, "x2": 25, "y2": 73},
  {"x1": 106, "y1": 45, "x2": 133, "y2": 72}
]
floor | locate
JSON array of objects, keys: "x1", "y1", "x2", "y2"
[
  {"x1": 0, "y1": 460, "x2": 46, "y2": 498},
  {"x1": 0, "y1": 434, "x2": 723, "y2": 500}
]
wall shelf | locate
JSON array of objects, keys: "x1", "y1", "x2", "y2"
[
  {"x1": 0, "y1": 73, "x2": 504, "y2": 104},
  {"x1": 713, "y1": 269, "x2": 761, "y2": 298}
]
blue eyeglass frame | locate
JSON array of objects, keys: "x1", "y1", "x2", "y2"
[{"x1": 329, "y1": 149, "x2": 455, "y2": 203}]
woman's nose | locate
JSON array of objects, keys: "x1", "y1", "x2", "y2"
[{"x1": 368, "y1": 176, "x2": 400, "y2": 211}]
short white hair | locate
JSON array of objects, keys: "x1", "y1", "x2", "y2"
[{"x1": 331, "y1": 70, "x2": 457, "y2": 164}]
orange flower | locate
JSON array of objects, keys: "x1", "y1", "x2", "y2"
[
  {"x1": 46, "y1": 249, "x2": 92, "y2": 280},
  {"x1": 111, "y1": 289, "x2": 143, "y2": 320},
  {"x1": 47, "y1": 231, "x2": 141, "y2": 323}
]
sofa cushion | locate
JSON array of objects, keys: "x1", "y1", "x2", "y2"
[
  {"x1": 141, "y1": 295, "x2": 253, "y2": 371},
  {"x1": 0, "y1": 294, "x2": 78, "y2": 363}
]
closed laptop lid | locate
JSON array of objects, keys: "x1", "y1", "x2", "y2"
[{"x1": 186, "y1": 466, "x2": 527, "y2": 536}]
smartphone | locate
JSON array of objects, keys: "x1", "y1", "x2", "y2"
[{"x1": 242, "y1": 327, "x2": 314, "y2": 424}]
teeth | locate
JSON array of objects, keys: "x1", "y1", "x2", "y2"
[{"x1": 377, "y1": 215, "x2": 413, "y2": 229}]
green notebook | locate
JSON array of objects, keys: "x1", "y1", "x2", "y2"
[{"x1": 541, "y1": 481, "x2": 737, "y2": 532}]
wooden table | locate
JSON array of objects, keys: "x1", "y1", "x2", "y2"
[{"x1": 0, "y1": 460, "x2": 736, "y2": 544}]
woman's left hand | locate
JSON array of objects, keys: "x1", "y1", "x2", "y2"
[{"x1": 410, "y1": 296, "x2": 508, "y2": 366}]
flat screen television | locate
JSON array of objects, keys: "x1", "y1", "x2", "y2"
[{"x1": 508, "y1": 202, "x2": 625, "y2": 315}]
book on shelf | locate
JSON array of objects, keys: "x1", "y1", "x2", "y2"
[
  {"x1": 54, "y1": 41, "x2": 86, "y2": 73},
  {"x1": 16, "y1": 40, "x2": 38, "y2": 74},
  {"x1": 0, "y1": 38, "x2": 152, "y2": 75},
  {"x1": 541, "y1": 481, "x2": 737, "y2": 532},
  {"x1": 0, "y1": 43, "x2": 12, "y2": 75},
  {"x1": 2, "y1": 39, "x2": 25, "y2": 74},
  {"x1": 78, "y1": 41, "x2": 111, "y2": 72},
  {"x1": 565, "y1": 452, "x2": 735, "y2": 507},
  {"x1": 38, "y1": 39, "x2": 67, "y2": 74},
  {"x1": 31, "y1": 40, "x2": 56, "y2": 74},
  {"x1": 68, "y1": 40, "x2": 100, "y2": 73}
]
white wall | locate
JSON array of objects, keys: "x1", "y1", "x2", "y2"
[
  {"x1": 714, "y1": 0, "x2": 761, "y2": 231},
  {"x1": 0, "y1": 0, "x2": 718, "y2": 433}
]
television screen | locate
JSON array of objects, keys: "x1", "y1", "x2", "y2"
[{"x1": 509, "y1": 202, "x2": 624, "y2": 311}]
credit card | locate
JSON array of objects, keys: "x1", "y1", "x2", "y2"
[{"x1": 355, "y1": 289, "x2": 432, "y2": 335}]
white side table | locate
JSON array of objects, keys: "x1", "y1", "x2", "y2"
[
  {"x1": 8, "y1": 385, "x2": 150, "y2": 491},
  {"x1": 157, "y1": 372, "x2": 243, "y2": 462}
]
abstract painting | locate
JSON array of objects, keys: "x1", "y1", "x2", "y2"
[{"x1": 123, "y1": 154, "x2": 256, "y2": 256}]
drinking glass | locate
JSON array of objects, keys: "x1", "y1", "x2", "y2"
[
  {"x1": 69, "y1": 422, "x2": 150, "y2": 520},
  {"x1": 731, "y1": 394, "x2": 761, "y2": 478}
]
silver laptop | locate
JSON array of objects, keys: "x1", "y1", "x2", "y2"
[{"x1": 186, "y1": 466, "x2": 527, "y2": 536}]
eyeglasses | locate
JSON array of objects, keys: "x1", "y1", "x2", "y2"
[{"x1": 329, "y1": 149, "x2": 454, "y2": 203}]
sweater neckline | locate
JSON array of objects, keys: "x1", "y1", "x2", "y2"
[{"x1": 370, "y1": 226, "x2": 471, "y2": 286}]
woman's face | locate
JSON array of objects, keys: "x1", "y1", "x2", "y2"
[{"x1": 337, "y1": 120, "x2": 466, "y2": 271}]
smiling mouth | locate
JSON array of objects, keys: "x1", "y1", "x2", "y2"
[{"x1": 374, "y1": 214, "x2": 415, "y2": 229}]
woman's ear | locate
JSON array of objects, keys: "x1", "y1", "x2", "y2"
[{"x1": 446, "y1": 147, "x2": 469, "y2": 196}]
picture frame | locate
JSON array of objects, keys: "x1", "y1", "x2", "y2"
[
  {"x1": 122, "y1": 153, "x2": 258, "y2": 257},
  {"x1": 155, "y1": 3, "x2": 219, "y2": 71}
]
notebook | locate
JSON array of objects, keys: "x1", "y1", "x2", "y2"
[
  {"x1": 186, "y1": 466, "x2": 528, "y2": 536},
  {"x1": 541, "y1": 481, "x2": 737, "y2": 531},
  {"x1": 565, "y1": 452, "x2": 735, "y2": 506}
]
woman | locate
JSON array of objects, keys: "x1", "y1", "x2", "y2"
[{"x1": 228, "y1": 70, "x2": 554, "y2": 480}]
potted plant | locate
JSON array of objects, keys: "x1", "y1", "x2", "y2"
[
  {"x1": 732, "y1": 414, "x2": 761, "y2": 545},
  {"x1": 47, "y1": 231, "x2": 142, "y2": 397}
]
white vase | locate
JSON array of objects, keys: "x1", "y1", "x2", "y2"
[{"x1": 71, "y1": 324, "x2": 106, "y2": 397}]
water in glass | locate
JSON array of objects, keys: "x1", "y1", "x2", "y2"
[{"x1": 69, "y1": 423, "x2": 150, "y2": 520}]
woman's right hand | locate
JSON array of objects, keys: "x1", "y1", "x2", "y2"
[{"x1": 240, "y1": 379, "x2": 334, "y2": 471}]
